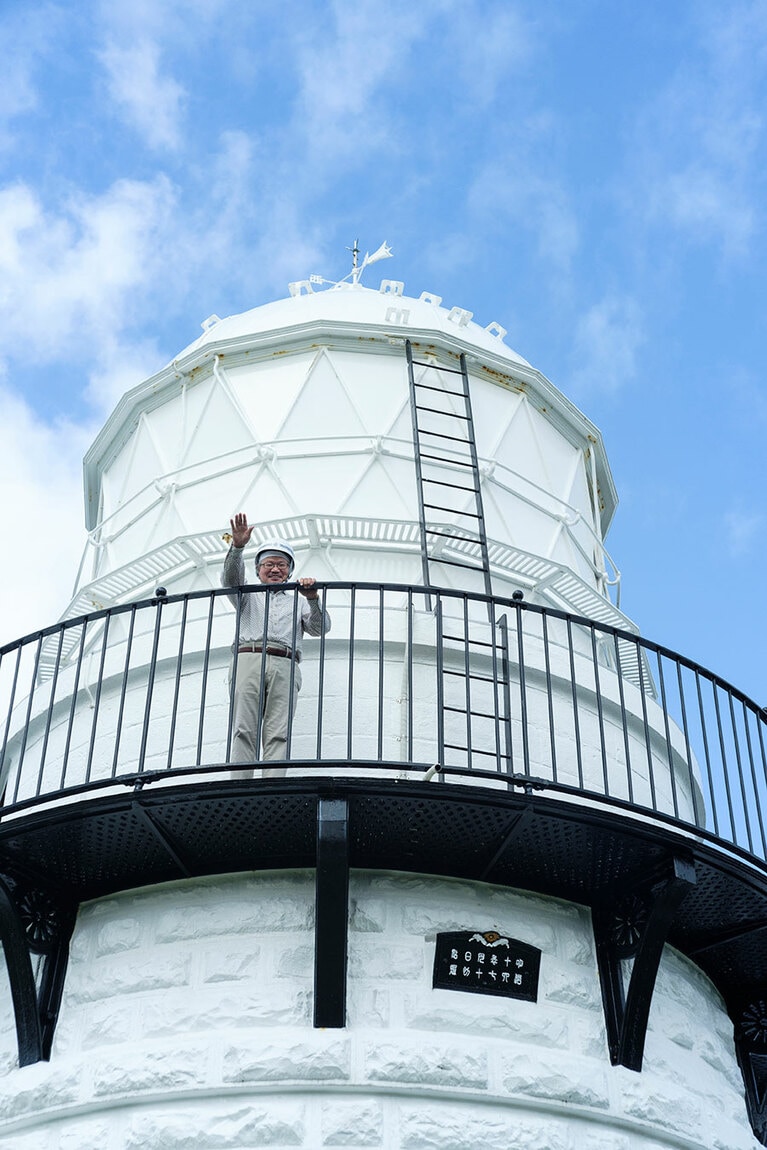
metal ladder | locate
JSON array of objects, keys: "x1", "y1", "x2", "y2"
[
  {"x1": 405, "y1": 340, "x2": 517, "y2": 781},
  {"x1": 406, "y1": 339, "x2": 492, "y2": 596}
]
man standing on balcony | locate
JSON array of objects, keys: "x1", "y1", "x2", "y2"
[{"x1": 222, "y1": 513, "x2": 331, "y2": 776}]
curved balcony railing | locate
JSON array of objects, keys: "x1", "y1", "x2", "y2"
[{"x1": 1, "y1": 581, "x2": 766, "y2": 870}]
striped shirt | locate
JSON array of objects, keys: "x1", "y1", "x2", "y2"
[{"x1": 221, "y1": 546, "x2": 330, "y2": 660}]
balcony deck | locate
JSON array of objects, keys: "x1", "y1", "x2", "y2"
[{"x1": 1, "y1": 581, "x2": 767, "y2": 1132}]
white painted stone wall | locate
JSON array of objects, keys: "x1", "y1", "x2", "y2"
[{"x1": 0, "y1": 870, "x2": 757, "y2": 1148}]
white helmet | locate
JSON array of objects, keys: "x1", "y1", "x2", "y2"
[{"x1": 254, "y1": 539, "x2": 295, "y2": 576}]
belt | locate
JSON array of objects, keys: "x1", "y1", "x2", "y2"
[{"x1": 237, "y1": 644, "x2": 294, "y2": 659}]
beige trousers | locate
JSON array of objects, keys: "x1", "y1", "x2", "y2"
[{"x1": 230, "y1": 653, "x2": 301, "y2": 778}]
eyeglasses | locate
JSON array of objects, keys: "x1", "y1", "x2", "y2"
[{"x1": 259, "y1": 560, "x2": 290, "y2": 571}]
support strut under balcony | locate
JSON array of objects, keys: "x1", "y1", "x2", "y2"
[
  {"x1": 734, "y1": 1000, "x2": 767, "y2": 1146},
  {"x1": 313, "y1": 797, "x2": 349, "y2": 1028},
  {"x1": 593, "y1": 853, "x2": 697, "y2": 1072},
  {"x1": 0, "y1": 875, "x2": 76, "y2": 1065}
]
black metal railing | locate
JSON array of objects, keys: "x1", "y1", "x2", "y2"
[{"x1": 1, "y1": 582, "x2": 766, "y2": 868}]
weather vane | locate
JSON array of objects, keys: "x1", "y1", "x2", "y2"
[{"x1": 309, "y1": 240, "x2": 393, "y2": 290}]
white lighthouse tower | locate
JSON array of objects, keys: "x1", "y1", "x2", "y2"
[{"x1": 0, "y1": 259, "x2": 765, "y2": 1149}]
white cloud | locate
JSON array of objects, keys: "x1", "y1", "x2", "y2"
[
  {"x1": 99, "y1": 38, "x2": 186, "y2": 151},
  {"x1": 468, "y1": 164, "x2": 579, "y2": 272},
  {"x1": 93, "y1": 0, "x2": 244, "y2": 153},
  {"x1": 286, "y1": 1, "x2": 536, "y2": 174},
  {"x1": 289, "y1": 0, "x2": 440, "y2": 166},
  {"x1": 292, "y1": 0, "x2": 492, "y2": 172},
  {"x1": 301, "y1": 2, "x2": 421, "y2": 112},
  {"x1": 84, "y1": 335, "x2": 166, "y2": 414},
  {"x1": 422, "y1": 233, "x2": 477, "y2": 279},
  {"x1": 0, "y1": 4, "x2": 64, "y2": 148},
  {"x1": 0, "y1": 388, "x2": 93, "y2": 646},
  {"x1": 731, "y1": 368, "x2": 767, "y2": 426},
  {"x1": 143, "y1": 128, "x2": 328, "y2": 301},
  {"x1": 724, "y1": 508, "x2": 763, "y2": 558},
  {"x1": 0, "y1": 177, "x2": 176, "y2": 374},
  {"x1": 659, "y1": 167, "x2": 754, "y2": 253},
  {"x1": 633, "y1": 4, "x2": 767, "y2": 256},
  {"x1": 0, "y1": 136, "x2": 329, "y2": 411},
  {"x1": 95, "y1": 0, "x2": 228, "y2": 45},
  {"x1": 569, "y1": 295, "x2": 643, "y2": 395},
  {"x1": 447, "y1": 3, "x2": 535, "y2": 107},
  {"x1": 0, "y1": 50, "x2": 37, "y2": 137}
]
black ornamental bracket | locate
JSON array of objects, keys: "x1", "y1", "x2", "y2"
[
  {"x1": 731, "y1": 989, "x2": 767, "y2": 1144},
  {"x1": 684, "y1": 909, "x2": 767, "y2": 1145},
  {"x1": 593, "y1": 853, "x2": 697, "y2": 1072},
  {"x1": 0, "y1": 875, "x2": 76, "y2": 1065}
]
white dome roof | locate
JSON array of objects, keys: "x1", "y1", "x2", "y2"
[
  {"x1": 83, "y1": 278, "x2": 617, "y2": 553},
  {"x1": 180, "y1": 280, "x2": 532, "y2": 369}
]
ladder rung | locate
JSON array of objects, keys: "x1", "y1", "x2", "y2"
[
  {"x1": 417, "y1": 428, "x2": 474, "y2": 445},
  {"x1": 414, "y1": 381, "x2": 465, "y2": 398},
  {"x1": 419, "y1": 452, "x2": 474, "y2": 468},
  {"x1": 445, "y1": 706, "x2": 505, "y2": 721},
  {"x1": 425, "y1": 504, "x2": 481, "y2": 519},
  {"x1": 443, "y1": 744, "x2": 501, "y2": 760},
  {"x1": 411, "y1": 360, "x2": 464, "y2": 376},
  {"x1": 416, "y1": 403, "x2": 469, "y2": 420},
  {"x1": 442, "y1": 634, "x2": 504, "y2": 652},
  {"x1": 427, "y1": 527, "x2": 482, "y2": 542},
  {"x1": 428, "y1": 556, "x2": 489, "y2": 573},
  {"x1": 424, "y1": 476, "x2": 482, "y2": 493},
  {"x1": 444, "y1": 669, "x2": 499, "y2": 685},
  {"x1": 442, "y1": 636, "x2": 493, "y2": 648}
]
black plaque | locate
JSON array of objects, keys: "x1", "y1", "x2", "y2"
[{"x1": 433, "y1": 930, "x2": 541, "y2": 1001}]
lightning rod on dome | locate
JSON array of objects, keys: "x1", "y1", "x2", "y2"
[
  {"x1": 351, "y1": 239, "x2": 393, "y2": 284},
  {"x1": 304, "y1": 240, "x2": 393, "y2": 292}
]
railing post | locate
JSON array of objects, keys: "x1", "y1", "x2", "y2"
[
  {"x1": 435, "y1": 597, "x2": 445, "y2": 766},
  {"x1": 196, "y1": 593, "x2": 216, "y2": 767},
  {"x1": 137, "y1": 589, "x2": 166, "y2": 774},
  {"x1": 496, "y1": 612, "x2": 512, "y2": 776}
]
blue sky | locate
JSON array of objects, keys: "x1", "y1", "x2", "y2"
[{"x1": 1, "y1": 0, "x2": 766, "y2": 704}]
